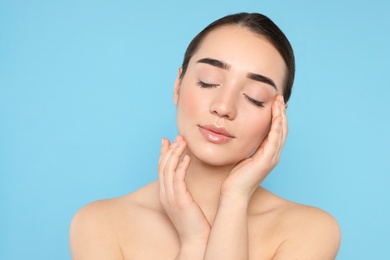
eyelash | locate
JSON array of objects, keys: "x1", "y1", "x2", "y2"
[
  {"x1": 197, "y1": 81, "x2": 218, "y2": 88},
  {"x1": 244, "y1": 94, "x2": 264, "y2": 107},
  {"x1": 198, "y1": 81, "x2": 264, "y2": 108}
]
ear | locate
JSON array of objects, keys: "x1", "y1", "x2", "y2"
[{"x1": 173, "y1": 67, "x2": 183, "y2": 106}]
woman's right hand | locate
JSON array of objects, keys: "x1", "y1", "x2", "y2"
[{"x1": 158, "y1": 136, "x2": 211, "y2": 258}]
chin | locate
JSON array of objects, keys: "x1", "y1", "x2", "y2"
[
  {"x1": 186, "y1": 141, "x2": 251, "y2": 167},
  {"x1": 180, "y1": 129, "x2": 262, "y2": 167}
]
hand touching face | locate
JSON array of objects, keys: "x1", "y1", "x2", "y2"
[{"x1": 174, "y1": 25, "x2": 287, "y2": 166}]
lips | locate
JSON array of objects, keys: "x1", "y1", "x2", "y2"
[{"x1": 198, "y1": 124, "x2": 234, "y2": 144}]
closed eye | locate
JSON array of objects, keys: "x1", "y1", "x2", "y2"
[
  {"x1": 197, "y1": 81, "x2": 218, "y2": 88},
  {"x1": 244, "y1": 94, "x2": 264, "y2": 107}
]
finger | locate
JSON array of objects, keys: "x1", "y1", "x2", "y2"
[
  {"x1": 254, "y1": 96, "x2": 283, "y2": 164},
  {"x1": 158, "y1": 136, "x2": 183, "y2": 181},
  {"x1": 158, "y1": 138, "x2": 170, "y2": 165},
  {"x1": 158, "y1": 136, "x2": 181, "y2": 200},
  {"x1": 173, "y1": 155, "x2": 192, "y2": 206},
  {"x1": 277, "y1": 97, "x2": 288, "y2": 159},
  {"x1": 275, "y1": 96, "x2": 285, "y2": 158},
  {"x1": 163, "y1": 138, "x2": 187, "y2": 201},
  {"x1": 158, "y1": 138, "x2": 171, "y2": 201},
  {"x1": 268, "y1": 115, "x2": 283, "y2": 163},
  {"x1": 273, "y1": 96, "x2": 288, "y2": 161},
  {"x1": 252, "y1": 95, "x2": 282, "y2": 155},
  {"x1": 275, "y1": 96, "x2": 288, "y2": 162},
  {"x1": 282, "y1": 99, "x2": 288, "y2": 143}
]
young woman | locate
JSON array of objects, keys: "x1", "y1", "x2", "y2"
[{"x1": 70, "y1": 13, "x2": 341, "y2": 259}]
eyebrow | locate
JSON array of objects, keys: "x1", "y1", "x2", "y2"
[
  {"x1": 197, "y1": 57, "x2": 277, "y2": 90},
  {"x1": 197, "y1": 58, "x2": 230, "y2": 70},
  {"x1": 247, "y1": 73, "x2": 277, "y2": 90}
]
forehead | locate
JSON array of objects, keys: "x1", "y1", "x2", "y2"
[{"x1": 191, "y1": 25, "x2": 286, "y2": 89}]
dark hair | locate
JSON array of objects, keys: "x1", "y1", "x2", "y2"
[{"x1": 180, "y1": 12, "x2": 295, "y2": 102}]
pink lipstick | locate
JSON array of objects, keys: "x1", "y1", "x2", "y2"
[{"x1": 198, "y1": 124, "x2": 234, "y2": 144}]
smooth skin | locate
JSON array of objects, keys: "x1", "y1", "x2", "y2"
[
  {"x1": 70, "y1": 25, "x2": 341, "y2": 259},
  {"x1": 160, "y1": 96, "x2": 286, "y2": 259}
]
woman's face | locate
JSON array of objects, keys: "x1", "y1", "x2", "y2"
[{"x1": 174, "y1": 25, "x2": 286, "y2": 167}]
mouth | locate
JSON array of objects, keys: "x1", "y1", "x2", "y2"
[{"x1": 198, "y1": 124, "x2": 234, "y2": 144}]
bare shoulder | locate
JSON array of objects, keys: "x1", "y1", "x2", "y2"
[
  {"x1": 276, "y1": 204, "x2": 341, "y2": 259},
  {"x1": 252, "y1": 188, "x2": 341, "y2": 259},
  {"x1": 70, "y1": 182, "x2": 161, "y2": 260},
  {"x1": 70, "y1": 197, "x2": 124, "y2": 259}
]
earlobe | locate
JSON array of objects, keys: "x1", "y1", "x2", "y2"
[{"x1": 173, "y1": 67, "x2": 183, "y2": 106}]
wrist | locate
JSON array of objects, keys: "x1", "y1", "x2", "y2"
[
  {"x1": 220, "y1": 183, "x2": 259, "y2": 204},
  {"x1": 220, "y1": 185, "x2": 255, "y2": 203},
  {"x1": 219, "y1": 192, "x2": 251, "y2": 208},
  {"x1": 176, "y1": 242, "x2": 207, "y2": 260}
]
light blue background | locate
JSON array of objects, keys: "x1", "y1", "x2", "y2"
[{"x1": 1, "y1": 1, "x2": 389, "y2": 259}]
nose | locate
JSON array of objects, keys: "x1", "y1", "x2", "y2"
[{"x1": 210, "y1": 87, "x2": 237, "y2": 120}]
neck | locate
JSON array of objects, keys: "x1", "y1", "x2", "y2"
[{"x1": 184, "y1": 153, "x2": 236, "y2": 224}]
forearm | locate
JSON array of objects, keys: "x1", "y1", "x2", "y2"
[{"x1": 204, "y1": 195, "x2": 250, "y2": 260}]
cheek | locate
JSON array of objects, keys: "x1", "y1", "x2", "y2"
[
  {"x1": 177, "y1": 87, "x2": 202, "y2": 117},
  {"x1": 176, "y1": 86, "x2": 208, "y2": 134},
  {"x1": 254, "y1": 112, "x2": 272, "y2": 139},
  {"x1": 241, "y1": 110, "x2": 273, "y2": 154}
]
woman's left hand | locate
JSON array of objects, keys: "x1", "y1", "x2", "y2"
[{"x1": 220, "y1": 95, "x2": 288, "y2": 200}]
